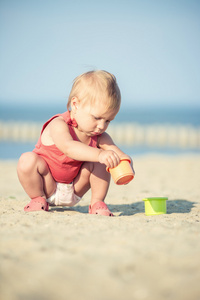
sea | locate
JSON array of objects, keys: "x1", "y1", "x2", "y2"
[{"x1": 0, "y1": 102, "x2": 200, "y2": 159}]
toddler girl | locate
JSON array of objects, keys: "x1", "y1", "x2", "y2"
[{"x1": 17, "y1": 70, "x2": 134, "y2": 216}]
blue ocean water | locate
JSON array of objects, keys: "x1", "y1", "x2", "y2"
[
  {"x1": 1, "y1": 102, "x2": 200, "y2": 125},
  {"x1": 0, "y1": 102, "x2": 200, "y2": 159}
]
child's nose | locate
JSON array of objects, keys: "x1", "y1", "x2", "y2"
[{"x1": 97, "y1": 120, "x2": 106, "y2": 130}]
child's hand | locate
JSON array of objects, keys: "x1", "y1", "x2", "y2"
[{"x1": 98, "y1": 150, "x2": 120, "y2": 169}]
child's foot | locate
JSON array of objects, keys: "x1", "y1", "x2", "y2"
[
  {"x1": 89, "y1": 201, "x2": 114, "y2": 216},
  {"x1": 24, "y1": 197, "x2": 49, "y2": 212}
]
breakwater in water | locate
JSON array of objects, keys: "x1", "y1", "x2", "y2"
[{"x1": 0, "y1": 121, "x2": 200, "y2": 149}]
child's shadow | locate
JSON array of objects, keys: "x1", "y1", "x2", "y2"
[
  {"x1": 109, "y1": 199, "x2": 195, "y2": 216},
  {"x1": 50, "y1": 205, "x2": 88, "y2": 214},
  {"x1": 50, "y1": 199, "x2": 195, "y2": 216}
]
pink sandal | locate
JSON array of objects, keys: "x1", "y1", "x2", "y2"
[
  {"x1": 24, "y1": 197, "x2": 49, "y2": 212},
  {"x1": 89, "y1": 201, "x2": 114, "y2": 216}
]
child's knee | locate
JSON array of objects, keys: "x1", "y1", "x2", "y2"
[
  {"x1": 17, "y1": 152, "x2": 38, "y2": 174},
  {"x1": 82, "y1": 161, "x2": 105, "y2": 173},
  {"x1": 82, "y1": 161, "x2": 95, "y2": 174}
]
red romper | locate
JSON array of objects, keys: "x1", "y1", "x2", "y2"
[{"x1": 33, "y1": 111, "x2": 98, "y2": 183}]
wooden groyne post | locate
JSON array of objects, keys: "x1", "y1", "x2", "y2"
[{"x1": 0, "y1": 121, "x2": 200, "y2": 149}]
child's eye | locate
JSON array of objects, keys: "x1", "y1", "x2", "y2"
[
  {"x1": 92, "y1": 115, "x2": 111, "y2": 123},
  {"x1": 93, "y1": 116, "x2": 101, "y2": 120}
]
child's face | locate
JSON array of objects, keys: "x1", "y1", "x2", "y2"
[{"x1": 73, "y1": 99, "x2": 118, "y2": 136}]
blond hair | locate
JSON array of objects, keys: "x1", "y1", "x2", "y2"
[{"x1": 67, "y1": 70, "x2": 121, "y2": 112}]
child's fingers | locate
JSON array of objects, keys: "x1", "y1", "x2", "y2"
[
  {"x1": 107, "y1": 152, "x2": 120, "y2": 168},
  {"x1": 98, "y1": 150, "x2": 120, "y2": 168}
]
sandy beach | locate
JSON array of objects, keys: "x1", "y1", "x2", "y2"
[{"x1": 0, "y1": 154, "x2": 200, "y2": 300}]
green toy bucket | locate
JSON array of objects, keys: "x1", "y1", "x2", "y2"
[{"x1": 143, "y1": 197, "x2": 168, "y2": 216}]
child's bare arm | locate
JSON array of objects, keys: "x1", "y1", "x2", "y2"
[
  {"x1": 48, "y1": 118, "x2": 119, "y2": 168},
  {"x1": 98, "y1": 132, "x2": 134, "y2": 169}
]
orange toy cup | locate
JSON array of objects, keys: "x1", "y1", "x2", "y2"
[{"x1": 107, "y1": 158, "x2": 134, "y2": 185}]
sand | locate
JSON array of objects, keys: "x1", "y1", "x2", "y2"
[{"x1": 0, "y1": 154, "x2": 200, "y2": 300}]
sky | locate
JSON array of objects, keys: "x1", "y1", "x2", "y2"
[{"x1": 0, "y1": 0, "x2": 200, "y2": 109}]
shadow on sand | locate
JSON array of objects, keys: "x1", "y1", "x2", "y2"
[
  {"x1": 50, "y1": 199, "x2": 195, "y2": 216},
  {"x1": 110, "y1": 199, "x2": 195, "y2": 216}
]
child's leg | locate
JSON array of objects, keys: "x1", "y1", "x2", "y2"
[
  {"x1": 74, "y1": 161, "x2": 110, "y2": 207},
  {"x1": 17, "y1": 152, "x2": 56, "y2": 200}
]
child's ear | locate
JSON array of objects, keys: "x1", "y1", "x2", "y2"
[{"x1": 71, "y1": 97, "x2": 79, "y2": 112}]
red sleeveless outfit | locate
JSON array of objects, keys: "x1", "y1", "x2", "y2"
[{"x1": 33, "y1": 111, "x2": 98, "y2": 184}]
